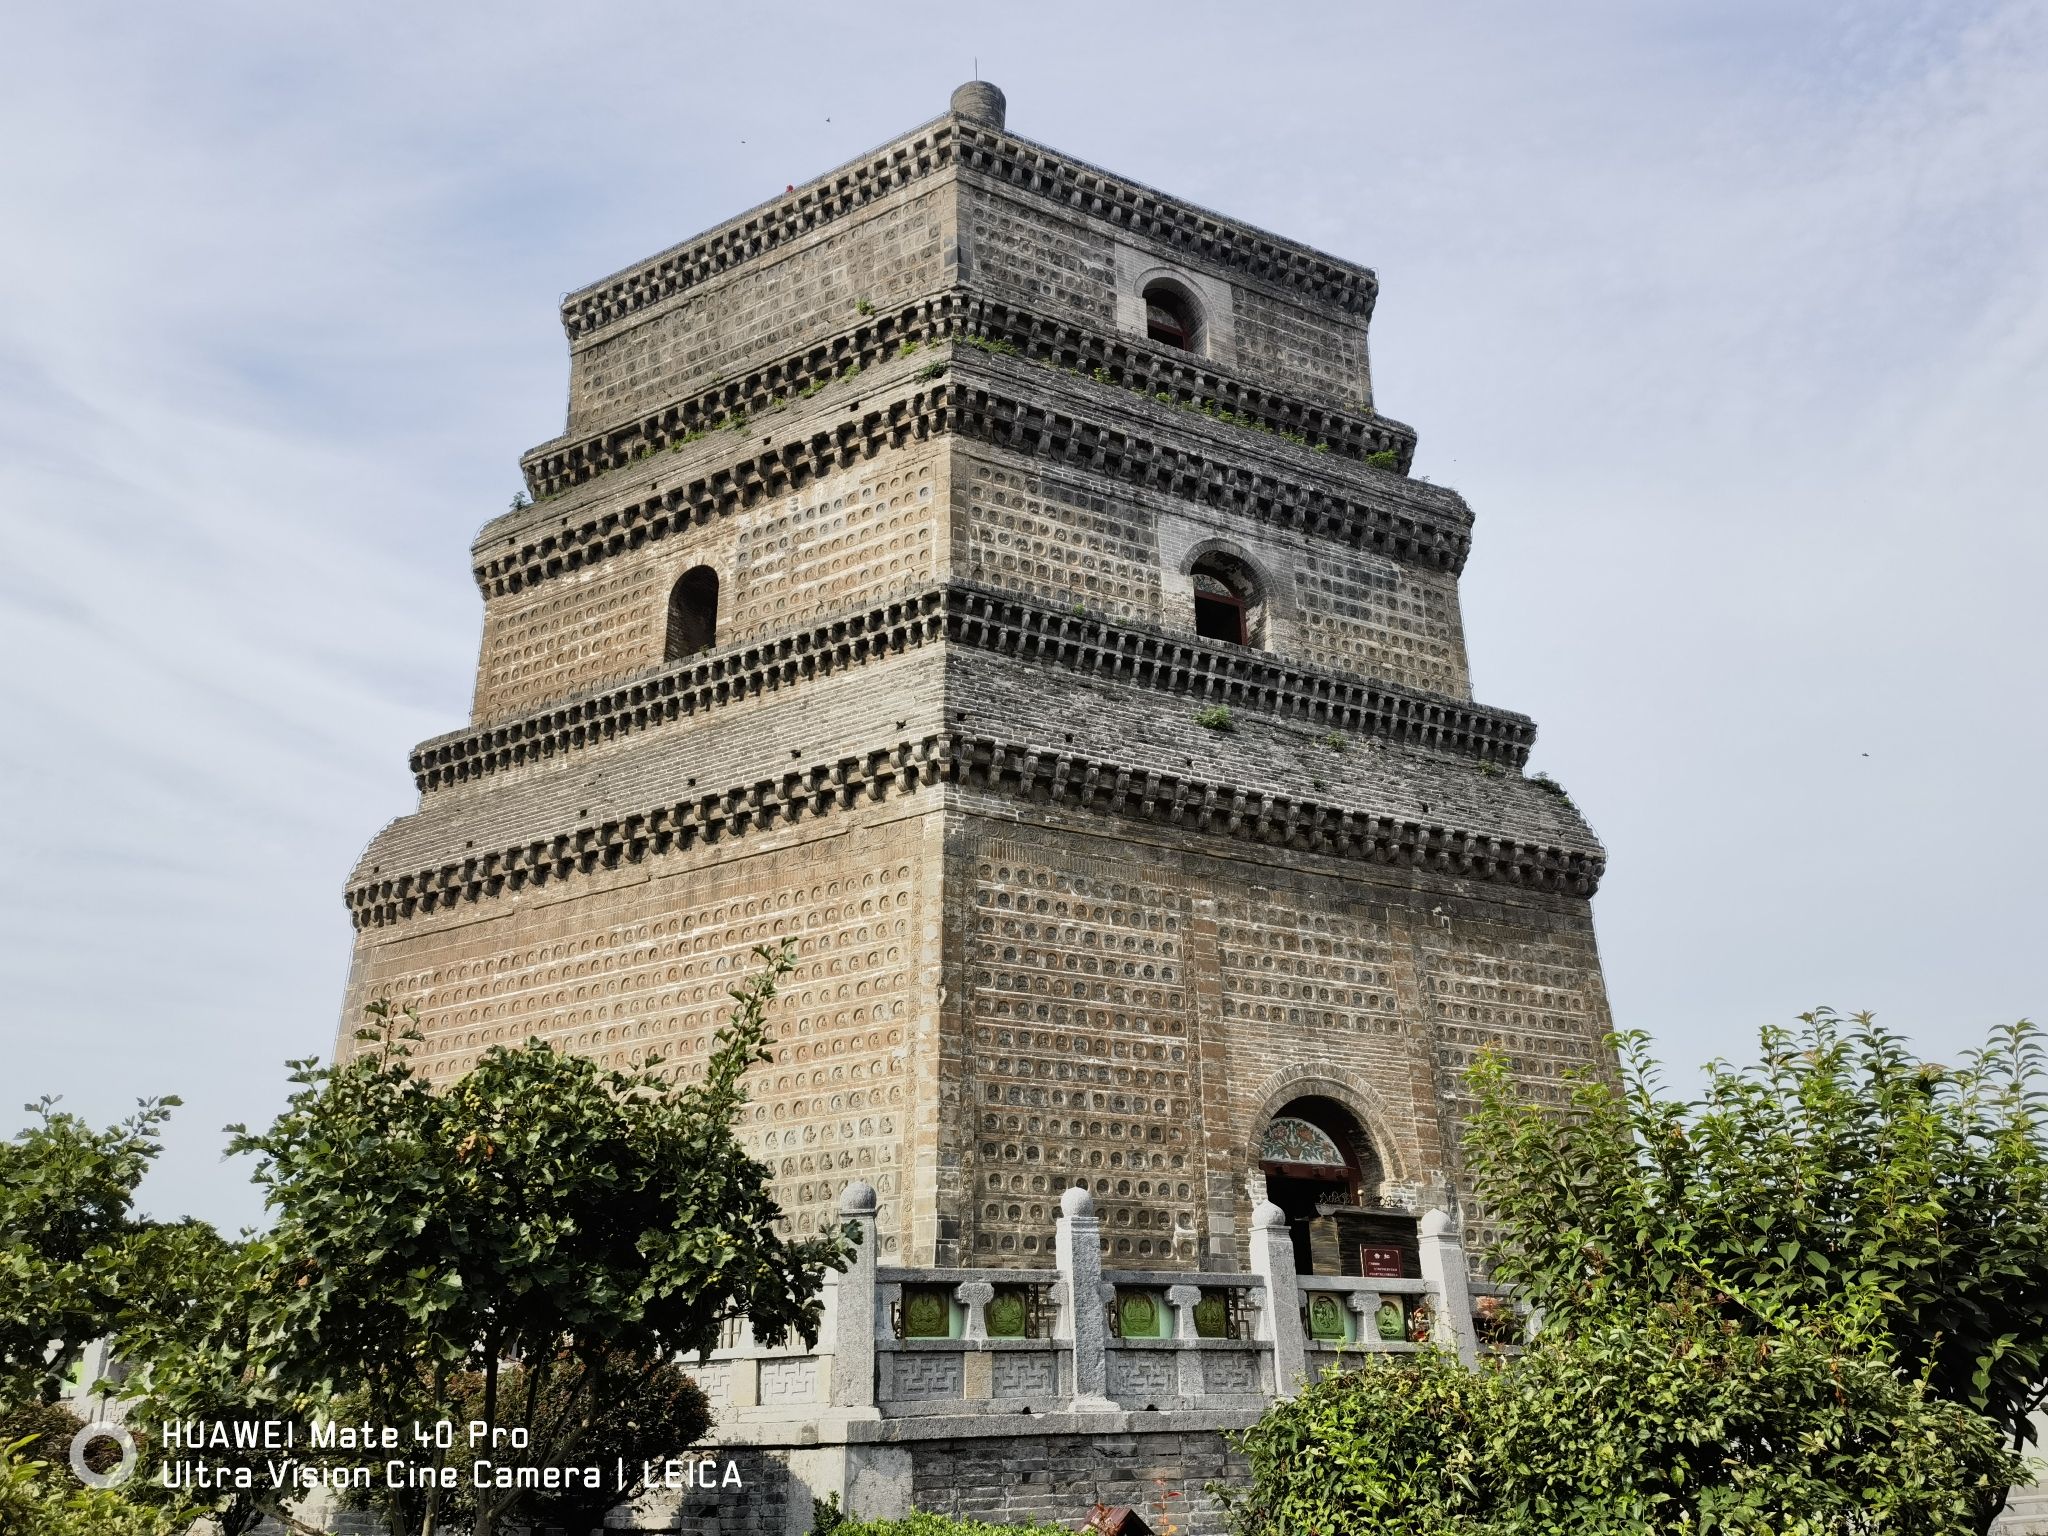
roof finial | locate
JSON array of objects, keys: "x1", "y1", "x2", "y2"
[{"x1": 951, "y1": 79, "x2": 1005, "y2": 129}]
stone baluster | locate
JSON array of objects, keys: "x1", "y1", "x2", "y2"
[
  {"x1": 828, "y1": 1181, "x2": 879, "y2": 1411},
  {"x1": 1247, "y1": 1200, "x2": 1307, "y2": 1395},
  {"x1": 1418, "y1": 1207, "x2": 1479, "y2": 1366},
  {"x1": 1166, "y1": 1283, "x2": 1202, "y2": 1341},
  {"x1": 1346, "y1": 1289, "x2": 1380, "y2": 1349},
  {"x1": 1054, "y1": 1186, "x2": 1117, "y2": 1411},
  {"x1": 1167, "y1": 1283, "x2": 1204, "y2": 1404},
  {"x1": 954, "y1": 1279, "x2": 994, "y2": 1341},
  {"x1": 954, "y1": 1278, "x2": 996, "y2": 1402}
]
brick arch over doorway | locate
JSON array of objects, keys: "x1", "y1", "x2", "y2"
[{"x1": 1246, "y1": 1067, "x2": 1426, "y2": 1277}]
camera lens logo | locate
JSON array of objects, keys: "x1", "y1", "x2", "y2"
[{"x1": 69, "y1": 1422, "x2": 140, "y2": 1488}]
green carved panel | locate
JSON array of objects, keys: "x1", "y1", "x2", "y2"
[
  {"x1": 1117, "y1": 1290, "x2": 1163, "y2": 1339},
  {"x1": 1305, "y1": 1292, "x2": 1348, "y2": 1342},
  {"x1": 1192, "y1": 1292, "x2": 1229, "y2": 1339},
  {"x1": 986, "y1": 1289, "x2": 1028, "y2": 1338},
  {"x1": 1375, "y1": 1299, "x2": 1406, "y2": 1340},
  {"x1": 903, "y1": 1287, "x2": 952, "y2": 1338}
]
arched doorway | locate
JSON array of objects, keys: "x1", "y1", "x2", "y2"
[{"x1": 1258, "y1": 1096, "x2": 1404, "y2": 1276}]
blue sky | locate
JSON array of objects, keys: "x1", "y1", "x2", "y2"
[{"x1": 3, "y1": 2, "x2": 2043, "y2": 1231}]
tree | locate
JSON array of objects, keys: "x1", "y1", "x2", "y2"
[
  {"x1": 0, "y1": 1095, "x2": 178, "y2": 1409},
  {"x1": 155, "y1": 939, "x2": 849, "y2": 1536},
  {"x1": 1464, "y1": 1014, "x2": 2048, "y2": 1463},
  {"x1": 325, "y1": 1353, "x2": 709, "y2": 1536},
  {"x1": 1221, "y1": 1011, "x2": 2047, "y2": 1535},
  {"x1": 113, "y1": 1221, "x2": 312, "y2": 1536}
]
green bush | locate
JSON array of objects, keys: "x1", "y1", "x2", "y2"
[
  {"x1": 1194, "y1": 705, "x2": 1233, "y2": 731},
  {"x1": 1225, "y1": 1348, "x2": 1488, "y2": 1534},
  {"x1": 1226, "y1": 1313, "x2": 2018, "y2": 1536},
  {"x1": 823, "y1": 1512, "x2": 1066, "y2": 1536},
  {"x1": 1, "y1": 1439, "x2": 181, "y2": 1536}
]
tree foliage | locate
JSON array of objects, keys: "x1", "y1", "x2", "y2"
[
  {"x1": 132, "y1": 939, "x2": 845, "y2": 1536},
  {"x1": 1225, "y1": 1010, "x2": 2047, "y2": 1535},
  {"x1": 0, "y1": 1096, "x2": 177, "y2": 1409},
  {"x1": 1465, "y1": 1011, "x2": 2048, "y2": 1450},
  {"x1": 324, "y1": 1355, "x2": 708, "y2": 1536},
  {"x1": 0, "y1": 1438, "x2": 182, "y2": 1536}
]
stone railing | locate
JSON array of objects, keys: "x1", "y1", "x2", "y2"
[{"x1": 691, "y1": 1184, "x2": 1518, "y2": 1430}]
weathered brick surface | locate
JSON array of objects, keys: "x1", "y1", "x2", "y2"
[
  {"x1": 911, "y1": 1431, "x2": 1246, "y2": 1535},
  {"x1": 342, "y1": 794, "x2": 942, "y2": 1260},
  {"x1": 472, "y1": 441, "x2": 946, "y2": 722},
  {"x1": 947, "y1": 798, "x2": 1608, "y2": 1270},
  {"x1": 567, "y1": 184, "x2": 953, "y2": 436},
  {"x1": 336, "y1": 85, "x2": 1616, "y2": 1301}
]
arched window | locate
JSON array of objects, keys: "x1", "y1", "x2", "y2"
[
  {"x1": 1190, "y1": 551, "x2": 1263, "y2": 647},
  {"x1": 665, "y1": 566, "x2": 719, "y2": 660},
  {"x1": 1144, "y1": 281, "x2": 1201, "y2": 351}
]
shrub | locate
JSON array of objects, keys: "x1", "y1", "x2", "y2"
[
  {"x1": 1194, "y1": 705, "x2": 1233, "y2": 731},
  {"x1": 1225, "y1": 1316, "x2": 2019, "y2": 1536},
  {"x1": 822, "y1": 1511, "x2": 1066, "y2": 1536},
  {"x1": 0, "y1": 1439, "x2": 181, "y2": 1536}
]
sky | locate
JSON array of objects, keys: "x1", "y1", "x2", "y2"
[{"x1": 2, "y1": 2, "x2": 2043, "y2": 1233}]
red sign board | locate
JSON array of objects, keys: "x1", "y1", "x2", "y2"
[{"x1": 1361, "y1": 1244, "x2": 1405, "y2": 1279}]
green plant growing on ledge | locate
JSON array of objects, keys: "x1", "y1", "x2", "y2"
[
  {"x1": 726, "y1": 413, "x2": 750, "y2": 434},
  {"x1": 1195, "y1": 705, "x2": 1234, "y2": 732},
  {"x1": 507, "y1": 491, "x2": 531, "y2": 511},
  {"x1": 798, "y1": 377, "x2": 829, "y2": 400},
  {"x1": 899, "y1": 339, "x2": 921, "y2": 356},
  {"x1": 854, "y1": 297, "x2": 874, "y2": 316},
  {"x1": 1529, "y1": 771, "x2": 1575, "y2": 808},
  {"x1": 813, "y1": 1505, "x2": 1064, "y2": 1536},
  {"x1": 1477, "y1": 759, "x2": 1504, "y2": 778},
  {"x1": 1323, "y1": 732, "x2": 1348, "y2": 752},
  {"x1": 1367, "y1": 448, "x2": 1400, "y2": 470},
  {"x1": 839, "y1": 361, "x2": 863, "y2": 380},
  {"x1": 961, "y1": 335, "x2": 1017, "y2": 356},
  {"x1": 916, "y1": 362, "x2": 948, "y2": 382}
]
